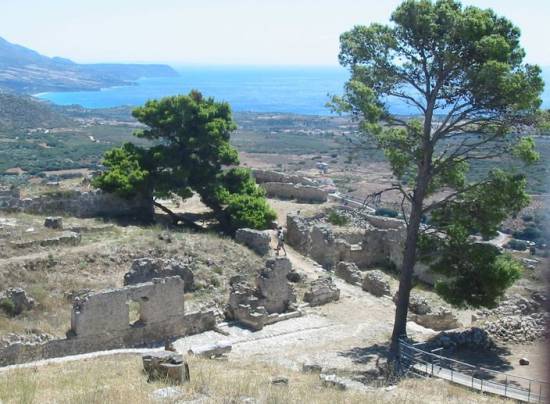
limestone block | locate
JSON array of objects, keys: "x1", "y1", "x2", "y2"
[
  {"x1": 303, "y1": 277, "x2": 340, "y2": 307},
  {"x1": 235, "y1": 228, "x2": 271, "y2": 255},
  {"x1": 362, "y1": 270, "x2": 391, "y2": 297},
  {"x1": 335, "y1": 262, "x2": 362, "y2": 285},
  {"x1": 124, "y1": 258, "x2": 194, "y2": 292}
]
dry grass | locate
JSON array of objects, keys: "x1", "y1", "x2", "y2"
[
  {"x1": 1, "y1": 217, "x2": 264, "y2": 337},
  {"x1": 0, "y1": 354, "x2": 510, "y2": 404}
]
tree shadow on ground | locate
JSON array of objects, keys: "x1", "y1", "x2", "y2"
[{"x1": 337, "y1": 343, "x2": 389, "y2": 365}]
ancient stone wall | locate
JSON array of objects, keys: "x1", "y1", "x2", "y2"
[
  {"x1": 0, "y1": 189, "x2": 152, "y2": 219},
  {"x1": 0, "y1": 277, "x2": 216, "y2": 367},
  {"x1": 251, "y1": 169, "x2": 316, "y2": 186},
  {"x1": 286, "y1": 213, "x2": 435, "y2": 284},
  {"x1": 261, "y1": 182, "x2": 328, "y2": 203}
]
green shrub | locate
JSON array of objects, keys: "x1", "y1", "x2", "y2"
[
  {"x1": 374, "y1": 207, "x2": 399, "y2": 218},
  {"x1": 512, "y1": 226, "x2": 542, "y2": 241},
  {"x1": 0, "y1": 299, "x2": 16, "y2": 316},
  {"x1": 505, "y1": 239, "x2": 529, "y2": 251},
  {"x1": 327, "y1": 210, "x2": 350, "y2": 226},
  {"x1": 225, "y1": 194, "x2": 276, "y2": 232}
]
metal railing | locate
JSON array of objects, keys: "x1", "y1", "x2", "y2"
[{"x1": 399, "y1": 340, "x2": 549, "y2": 403}]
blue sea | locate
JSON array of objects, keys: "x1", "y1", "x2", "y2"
[{"x1": 36, "y1": 65, "x2": 550, "y2": 115}]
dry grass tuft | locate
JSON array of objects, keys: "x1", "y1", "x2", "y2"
[{"x1": 0, "y1": 354, "x2": 510, "y2": 404}]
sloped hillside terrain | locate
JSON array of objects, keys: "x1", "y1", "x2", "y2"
[
  {"x1": 0, "y1": 36, "x2": 178, "y2": 94},
  {"x1": 0, "y1": 91, "x2": 72, "y2": 130}
]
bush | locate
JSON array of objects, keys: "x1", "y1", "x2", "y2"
[
  {"x1": 512, "y1": 226, "x2": 542, "y2": 241},
  {"x1": 0, "y1": 299, "x2": 16, "y2": 317},
  {"x1": 374, "y1": 207, "x2": 399, "y2": 218},
  {"x1": 505, "y1": 239, "x2": 529, "y2": 251},
  {"x1": 225, "y1": 194, "x2": 276, "y2": 232},
  {"x1": 327, "y1": 210, "x2": 349, "y2": 226}
]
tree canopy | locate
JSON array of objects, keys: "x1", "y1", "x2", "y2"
[
  {"x1": 93, "y1": 90, "x2": 275, "y2": 232},
  {"x1": 333, "y1": 0, "x2": 543, "y2": 356}
]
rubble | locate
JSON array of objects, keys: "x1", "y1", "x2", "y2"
[
  {"x1": 410, "y1": 307, "x2": 462, "y2": 331},
  {"x1": 362, "y1": 270, "x2": 391, "y2": 297},
  {"x1": 335, "y1": 261, "x2": 362, "y2": 285},
  {"x1": 225, "y1": 257, "x2": 298, "y2": 330},
  {"x1": 424, "y1": 327, "x2": 493, "y2": 352},
  {"x1": 303, "y1": 277, "x2": 340, "y2": 307},
  {"x1": 142, "y1": 351, "x2": 190, "y2": 384},
  {"x1": 124, "y1": 258, "x2": 194, "y2": 292},
  {"x1": 44, "y1": 216, "x2": 63, "y2": 229}
]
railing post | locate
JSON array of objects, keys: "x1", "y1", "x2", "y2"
[
  {"x1": 528, "y1": 380, "x2": 531, "y2": 402},
  {"x1": 504, "y1": 375, "x2": 508, "y2": 397},
  {"x1": 480, "y1": 377, "x2": 483, "y2": 393},
  {"x1": 538, "y1": 383, "x2": 542, "y2": 403}
]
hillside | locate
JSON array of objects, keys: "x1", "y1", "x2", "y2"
[
  {"x1": 0, "y1": 36, "x2": 178, "y2": 93},
  {"x1": 0, "y1": 91, "x2": 71, "y2": 130}
]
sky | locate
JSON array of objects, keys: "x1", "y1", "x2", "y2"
[{"x1": 1, "y1": 0, "x2": 550, "y2": 66}]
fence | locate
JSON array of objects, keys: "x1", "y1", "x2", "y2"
[{"x1": 399, "y1": 340, "x2": 549, "y2": 403}]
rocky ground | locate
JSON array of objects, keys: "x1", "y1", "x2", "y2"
[{"x1": 0, "y1": 189, "x2": 548, "y2": 401}]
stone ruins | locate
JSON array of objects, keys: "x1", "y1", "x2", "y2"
[
  {"x1": 0, "y1": 277, "x2": 215, "y2": 366},
  {"x1": 235, "y1": 228, "x2": 272, "y2": 255},
  {"x1": 124, "y1": 257, "x2": 195, "y2": 292},
  {"x1": 0, "y1": 188, "x2": 151, "y2": 219},
  {"x1": 251, "y1": 169, "x2": 328, "y2": 203},
  {"x1": 286, "y1": 210, "x2": 436, "y2": 285},
  {"x1": 225, "y1": 257, "x2": 300, "y2": 330}
]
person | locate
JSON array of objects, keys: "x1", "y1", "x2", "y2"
[{"x1": 275, "y1": 226, "x2": 287, "y2": 256}]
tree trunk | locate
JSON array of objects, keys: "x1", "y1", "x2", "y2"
[
  {"x1": 153, "y1": 200, "x2": 202, "y2": 231},
  {"x1": 389, "y1": 169, "x2": 430, "y2": 361}
]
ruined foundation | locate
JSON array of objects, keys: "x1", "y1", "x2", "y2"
[{"x1": 0, "y1": 277, "x2": 215, "y2": 367}]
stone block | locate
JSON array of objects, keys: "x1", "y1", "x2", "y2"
[
  {"x1": 362, "y1": 270, "x2": 391, "y2": 297},
  {"x1": 235, "y1": 228, "x2": 271, "y2": 255},
  {"x1": 303, "y1": 277, "x2": 340, "y2": 307},
  {"x1": 124, "y1": 258, "x2": 194, "y2": 292}
]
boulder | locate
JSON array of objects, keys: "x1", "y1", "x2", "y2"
[
  {"x1": 519, "y1": 357, "x2": 530, "y2": 366},
  {"x1": 187, "y1": 342, "x2": 232, "y2": 358},
  {"x1": 393, "y1": 292, "x2": 432, "y2": 315},
  {"x1": 44, "y1": 216, "x2": 63, "y2": 229},
  {"x1": 235, "y1": 228, "x2": 272, "y2": 255},
  {"x1": 124, "y1": 258, "x2": 194, "y2": 292},
  {"x1": 0, "y1": 288, "x2": 35, "y2": 316},
  {"x1": 142, "y1": 351, "x2": 190, "y2": 384},
  {"x1": 303, "y1": 277, "x2": 340, "y2": 307},
  {"x1": 362, "y1": 270, "x2": 391, "y2": 297},
  {"x1": 256, "y1": 257, "x2": 297, "y2": 313},
  {"x1": 335, "y1": 262, "x2": 362, "y2": 285},
  {"x1": 411, "y1": 307, "x2": 461, "y2": 331}
]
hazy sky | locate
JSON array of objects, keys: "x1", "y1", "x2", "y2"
[{"x1": 2, "y1": 0, "x2": 549, "y2": 66}]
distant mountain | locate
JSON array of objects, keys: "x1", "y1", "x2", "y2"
[
  {"x1": 0, "y1": 91, "x2": 72, "y2": 130},
  {"x1": 0, "y1": 36, "x2": 179, "y2": 94}
]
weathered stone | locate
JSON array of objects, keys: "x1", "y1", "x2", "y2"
[
  {"x1": 235, "y1": 228, "x2": 271, "y2": 255},
  {"x1": 124, "y1": 258, "x2": 194, "y2": 292},
  {"x1": 410, "y1": 307, "x2": 461, "y2": 331},
  {"x1": 187, "y1": 341, "x2": 232, "y2": 358},
  {"x1": 335, "y1": 262, "x2": 362, "y2": 285},
  {"x1": 44, "y1": 216, "x2": 63, "y2": 229},
  {"x1": 0, "y1": 277, "x2": 216, "y2": 367},
  {"x1": 261, "y1": 182, "x2": 328, "y2": 203},
  {"x1": 302, "y1": 362, "x2": 323, "y2": 373},
  {"x1": 303, "y1": 277, "x2": 340, "y2": 307},
  {"x1": 225, "y1": 258, "x2": 297, "y2": 330},
  {"x1": 11, "y1": 231, "x2": 81, "y2": 248},
  {"x1": 286, "y1": 271, "x2": 302, "y2": 283},
  {"x1": 271, "y1": 376, "x2": 289, "y2": 385},
  {"x1": 0, "y1": 288, "x2": 35, "y2": 315},
  {"x1": 251, "y1": 169, "x2": 316, "y2": 186},
  {"x1": 362, "y1": 270, "x2": 391, "y2": 297},
  {"x1": 519, "y1": 357, "x2": 530, "y2": 366},
  {"x1": 150, "y1": 387, "x2": 184, "y2": 401},
  {"x1": 142, "y1": 351, "x2": 190, "y2": 384},
  {"x1": 320, "y1": 374, "x2": 347, "y2": 390},
  {"x1": 257, "y1": 257, "x2": 296, "y2": 314},
  {"x1": 393, "y1": 292, "x2": 431, "y2": 315}
]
